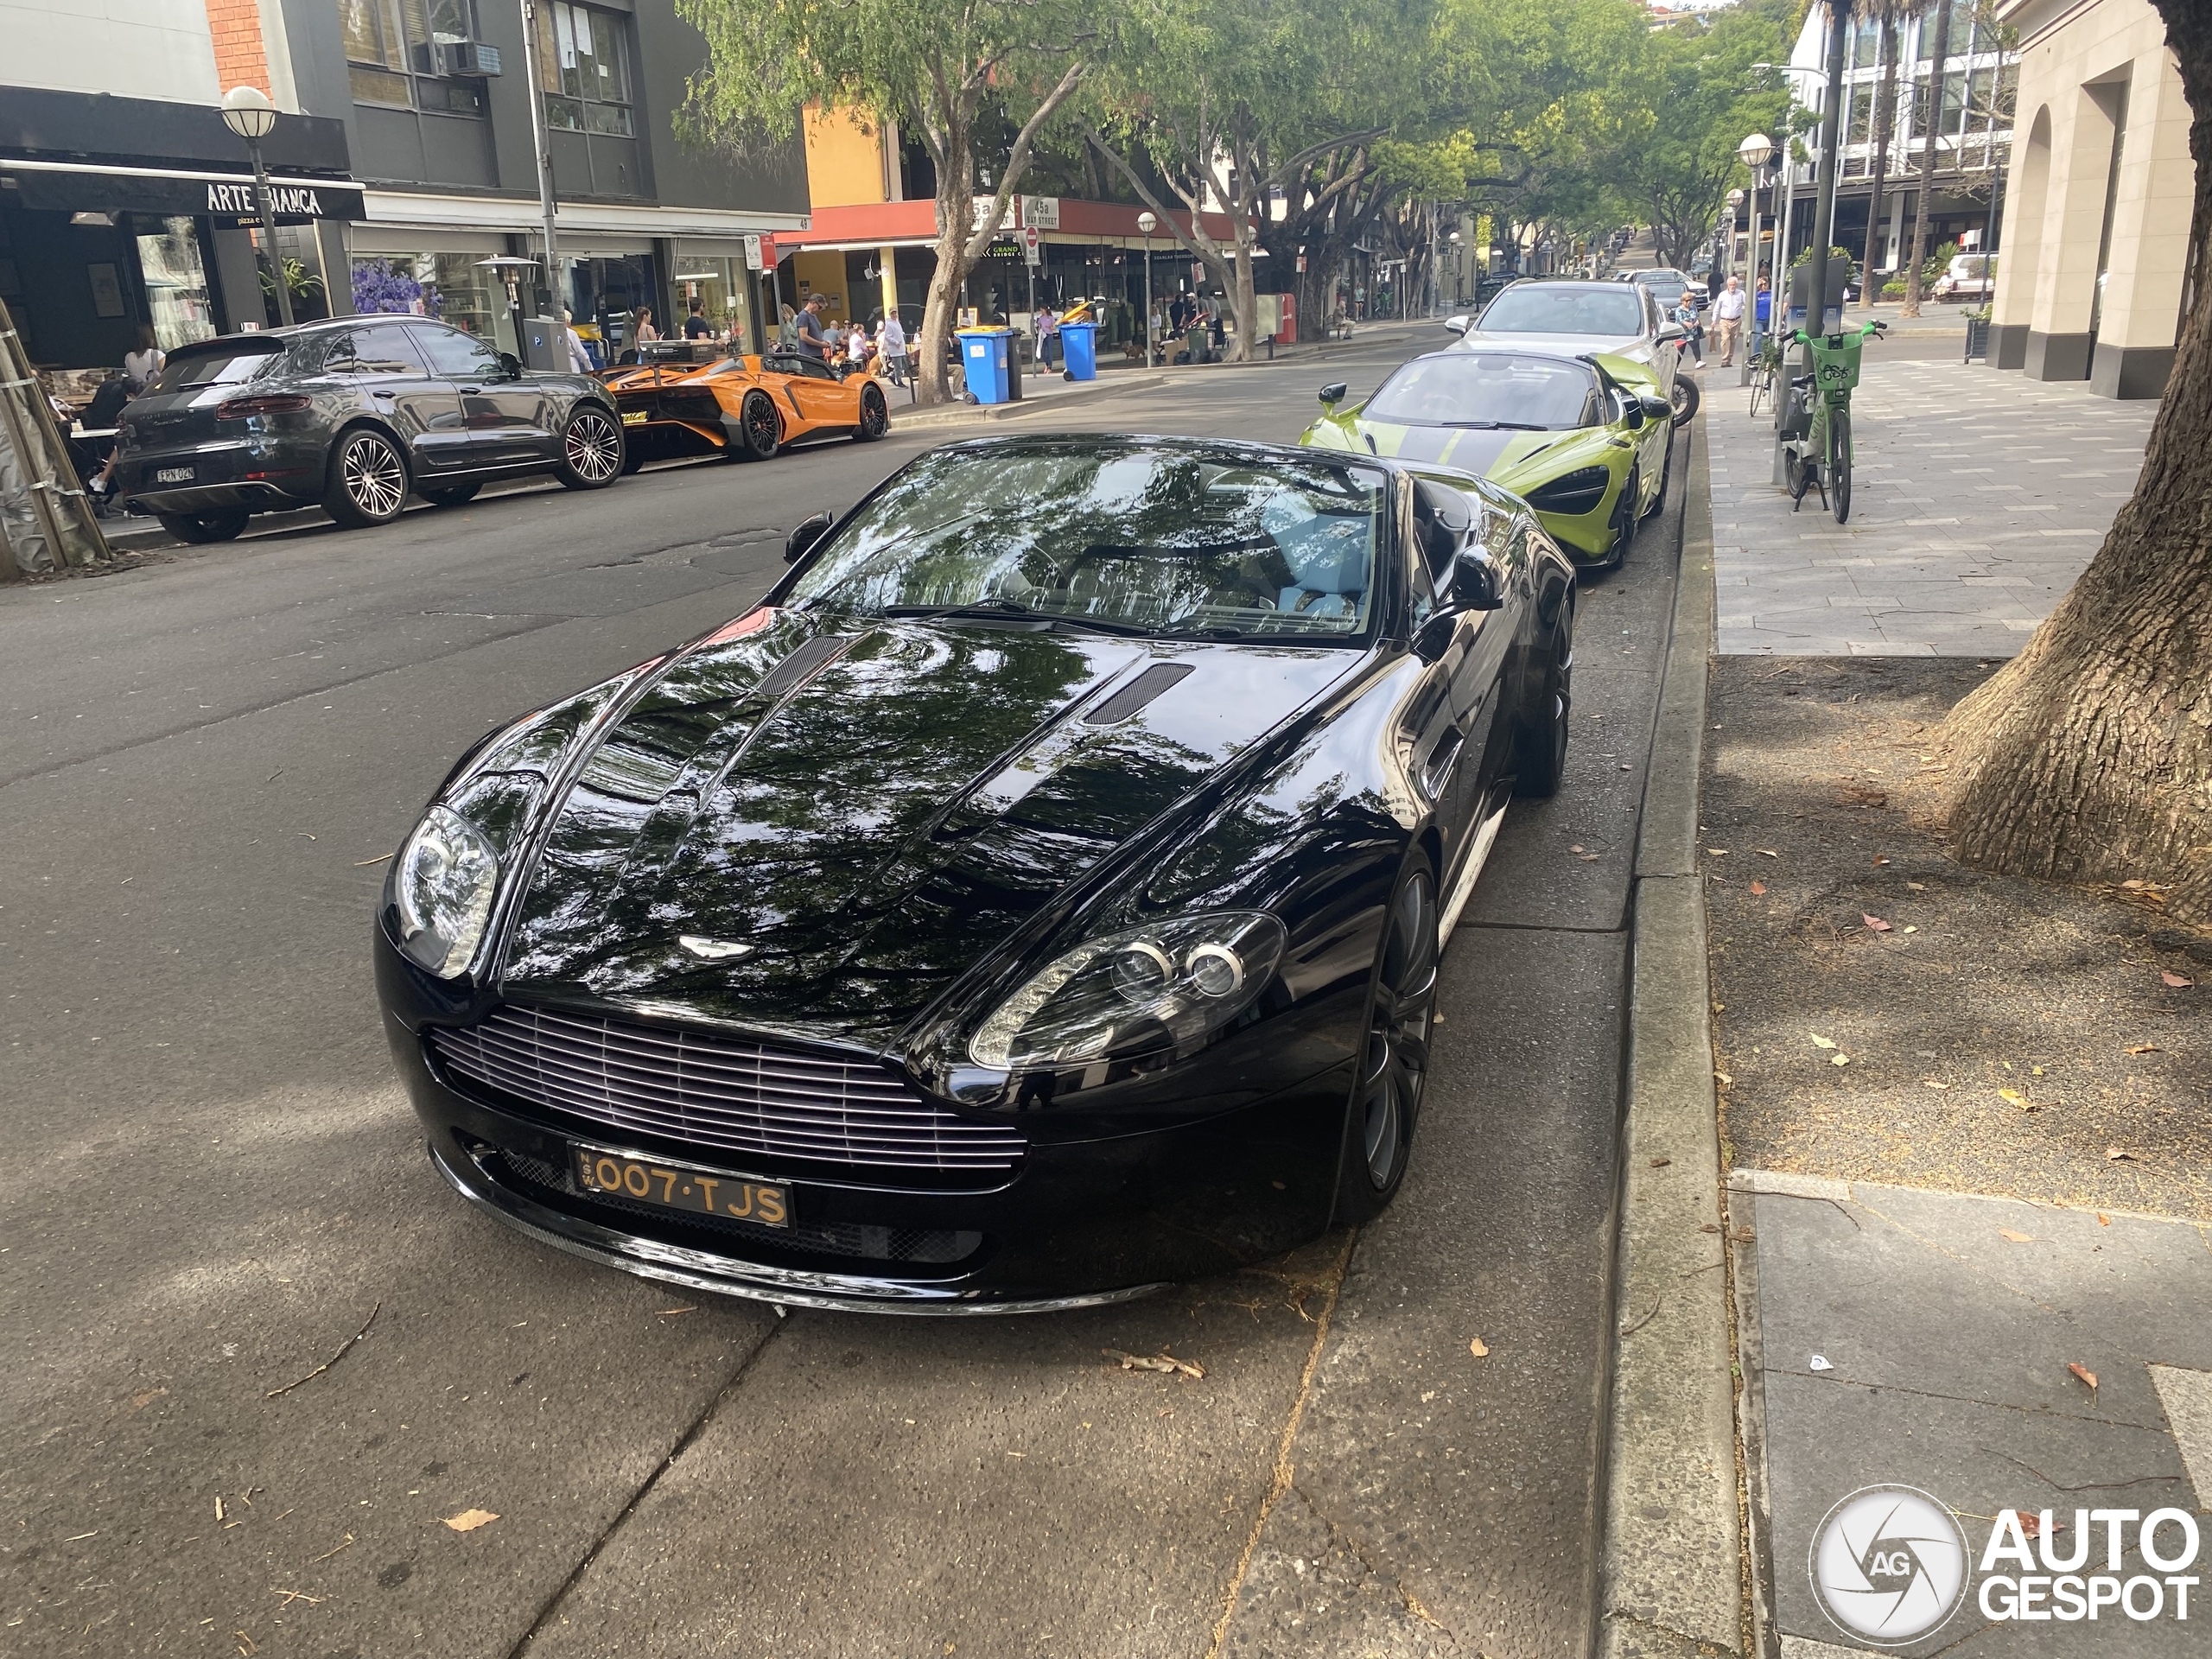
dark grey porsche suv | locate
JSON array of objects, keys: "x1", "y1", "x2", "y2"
[{"x1": 115, "y1": 315, "x2": 626, "y2": 543}]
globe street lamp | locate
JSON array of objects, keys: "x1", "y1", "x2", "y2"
[
  {"x1": 1135, "y1": 210, "x2": 1158, "y2": 368},
  {"x1": 220, "y1": 86, "x2": 293, "y2": 328},
  {"x1": 1446, "y1": 229, "x2": 1462, "y2": 304},
  {"x1": 1738, "y1": 130, "x2": 1775, "y2": 363},
  {"x1": 1726, "y1": 188, "x2": 1746, "y2": 281}
]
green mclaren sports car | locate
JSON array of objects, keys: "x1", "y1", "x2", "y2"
[{"x1": 1300, "y1": 349, "x2": 1673, "y2": 569}]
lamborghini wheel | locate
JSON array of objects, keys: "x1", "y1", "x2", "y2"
[
  {"x1": 854, "y1": 383, "x2": 889, "y2": 442},
  {"x1": 734, "y1": 391, "x2": 780, "y2": 461}
]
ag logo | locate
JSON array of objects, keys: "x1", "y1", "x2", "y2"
[{"x1": 1809, "y1": 1485, "x2": 1971, "y2": 1645}]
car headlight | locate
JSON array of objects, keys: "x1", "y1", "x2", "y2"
[
  {"x1": 969, "y1": 912, "x2": 1287, "y2": 1071},
  {"x1": 1525, "y1": 466, "x2": 1613, "y2": 517},
  {"x1": 395, "y1": 805, "x2": 501, "y2": 977}
]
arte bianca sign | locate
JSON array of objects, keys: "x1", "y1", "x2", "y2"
[
  {"x1": 207, "y1": 181, "x2": 329, "y2": 218},
  {"x1": 1809, "y1": 1486, "x2": 2202, "y2": 1644}
]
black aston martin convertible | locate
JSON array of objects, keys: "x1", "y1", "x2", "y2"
[{"x1": 375, "y1": 435, "x2": 1576, "y2": 1311}]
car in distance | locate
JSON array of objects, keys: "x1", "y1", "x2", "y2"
[
  {"x1": 1447, "y1": 278, "x2": 1694, "y2": 424},
  {"x1": 1622, "y1": 267, "x2": 1703, "y2": 313},
  {"x1": 376, "y1": 435, "x2": 1577, "y2": 1312},
  {"x1": 1933, "y1": 253, "x2": 1996, "y2": 304},
  {"x1": 1300, "y1": 349, "x2": 1671, "y2": 569},
  {"x1": 114, "y1": 316, "x2": 624, "y2": 543},
  {"x1": 602, "y1": 344, "x2": 891, "y2": 466}
]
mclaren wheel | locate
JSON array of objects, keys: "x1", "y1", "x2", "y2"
[
  {"x1": 1601, "y1": 468, "x2": 1639, "y2": 571},
  {"x1": 733, "y1": 391, "x2": 781, "y2": 461},
  {"x1": 556, "y1": 406, "x2": 624, "y2": 490},
  {"x1": 323, "y1": 427, "x2": 410, "y2": 530},
  {"x1": 418, "y1": 481, "x2": 481, "y2": 507},
  {"x1": 1642, "y1": 425, "x2": 1672, "y2": 520},
  {"x1": 1334, "y1": 855, "x2": 1439, "y2": 1224},
  {"x1": 854, "y1": 383, "x2": 889, "y2": 442},
  {"x1": 156, "y1": 508, "x2": 250, "y2": 544},
  {"x1": 1513, "y1": 598, "x2": 1573, "y2": 798}
]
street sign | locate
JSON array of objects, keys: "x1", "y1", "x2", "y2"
[
  {"x1": 1023, "y1": 226, "x2": 1040, "y2": 265},
  {"x1": 743, "y1": 234, "x2": 763, "y2": 271}
]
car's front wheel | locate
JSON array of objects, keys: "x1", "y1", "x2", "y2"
[
  {"x1": 156, "y1": 508, "x2": 250, "y2": 544},
  {"x1": 1513, "y1": 599, "x2": 1573, "y2": 798},
  {"x1": 323, "y1": 427, "x2": 410, "y2": 530},
  {"x1": 556, "y1": 406, "x2": 624, "y2": 489},
  {"x1": 854, "y1": 383, "x2": 889, "y2": 442},
  {"x1": 1334, "y1": 855, "x2": 1439, "y2": 1224},
  {"x1": 1603, "y1": 467, "x2": 1639, "y2": 570}
]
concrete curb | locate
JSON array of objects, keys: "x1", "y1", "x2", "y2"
[
  {"x1": 1597, "y1": 419, "x2": 1746, "y2": 1658},
  {"x1": 884, "y1": 372, "x2": 1173, "y2": 433}
]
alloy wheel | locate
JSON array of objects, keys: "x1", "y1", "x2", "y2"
[
  {"x1": 564, "y1": 411, "x2": 621, "y2": 484},
  {"x1": 1359, "y1": 870, "x2": 1439, "y2": 1190},
  {"x1": 340, "y1": 433, "x2": 407, "y2": 521},
  {"x1": 742, "y1": 392, "x2": 780, "y2": 457}
]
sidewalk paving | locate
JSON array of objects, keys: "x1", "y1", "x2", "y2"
[{"x1": 1702, "y1": 358, "x2": 2156, "y2": 657}]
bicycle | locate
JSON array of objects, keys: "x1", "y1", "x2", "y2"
[
  {"x1": 1745, "y1": 333, "x2": 1783, "y2": 420},
  {"x1": 1780, "y1": 320, "x2": 1885, "y2": 523}
]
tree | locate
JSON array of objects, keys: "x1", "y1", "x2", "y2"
[
  {"x1": 1856, "y1": 0, "x2": 1913, "y2": 313},
  {"x1": 1937, "y1": 0, "x2": 2212, "y2": 922},
  {"x1": 1618, "y1": 0, "x2": 1795, "y2": 270},
  {"x1": 1898, "y1": 0, "x2": 1955, "y2": 317},
  {"x1": 678, "y1": 0, "x2": 1094, "y2": 404}
]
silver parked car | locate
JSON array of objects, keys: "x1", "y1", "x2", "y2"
[{"x1": 1446, "y1": 278, "x2": 1695, "y2": 425}]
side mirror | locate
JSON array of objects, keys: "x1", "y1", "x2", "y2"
[
  {"x1": 498, "y1": 352, "x2": 524, "y2": 378},
  {"x1": 1319, "y1": 382, "x2": 1348, "y2": 407},
  {"x1": 1443, "y1": 315, "x2": 1471, "y2": 334},
  {"x1": 784, "y1": 510, "x2": 834, "y2": 564},
  {"x1": 1450, "y1": 550, "x2": 1504, "y2": 613},
  {"x1": 1656, "y1": 323, "x2": 1687, "y2": 344},
  {"x1": 1640, "y1": 393, "x2": 1671, "y2": 424}
]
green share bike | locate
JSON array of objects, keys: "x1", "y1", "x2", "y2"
[{"x1": 1781, "y1": 319, "x2": 1885, "y2": 523}]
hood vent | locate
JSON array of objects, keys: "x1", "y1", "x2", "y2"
[
  {"x1": 1084, "y1": 662, "x2": 1193, "y2": 727},
  {"x1": 751, "y1": 633, "x2": 854, "y2": 705}
]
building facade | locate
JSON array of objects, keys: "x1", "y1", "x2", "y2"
[
  {"x1": 2, "y1": 0, "x2": 807, "y2": 379},
  {"x1": 1773, "y1": 4, "x2": 2017, "y2": 278},
  {"x1": 1986, "y1": 0, "x2": 2195, "y2": 398}
]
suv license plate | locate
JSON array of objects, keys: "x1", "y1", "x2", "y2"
[
  {"x1": 155, "y1": 466, "x2": 196, "y2": 484},
  {"x1": 571, "y1": 1143, "x2": 790, "y2": 1228}
]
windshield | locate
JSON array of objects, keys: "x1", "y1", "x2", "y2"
[
  {"x1": 1477, "y1": 286, "x2": 1644, "y2": 337},
  {"x1": 791, "y1": 446, "x2": 1389, "y2": 641},
  {"x1": 1367, "y1": 354, "x2": 1596, "y2": 430},
  {"x1": 147, "y1": 346, "x2": 283, "y2": 394}
]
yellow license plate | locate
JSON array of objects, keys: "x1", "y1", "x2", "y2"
[
  {"x1": 620, "y1": 410, "x2": 648, "y2": 425},
  {"x1": 572, "y1": 1144, "x2": 789, "y2": 1228}
]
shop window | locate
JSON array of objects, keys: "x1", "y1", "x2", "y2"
[
  {"x1": 132, "y1": 218, "x2": 218, "y2": 352},
  {"x1": 537, "y1": 1, "x2": 633, "y2": 137},
  {"x1": 341, "y1": 0, "x2": 490, "y2": 113}
]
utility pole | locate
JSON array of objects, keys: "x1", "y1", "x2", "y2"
[
  {"x1": 518, "y1": 0, "x2": 563, "y2": 323},
  {"x1": 1780, "y1": 0, "x2": 1852, "y2": 481}
]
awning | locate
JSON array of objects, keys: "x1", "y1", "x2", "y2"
[{"x1": 2, "y1": 157, "x2": 365, "y2": 222}]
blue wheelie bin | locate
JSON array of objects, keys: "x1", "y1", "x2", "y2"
[
  {"x1": 957, "y1": 328, "x2": 1012, "y2": 404},
  {"x1": 1058, "y1": 321, "x2": 1097, "y2": 381}
]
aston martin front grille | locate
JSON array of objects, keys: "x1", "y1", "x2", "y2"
[{"x1": 427, "y1": 1005, "x2": 1026, "y2": 1173}]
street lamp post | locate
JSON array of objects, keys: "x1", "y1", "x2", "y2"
[
  {"x1": 219, "y1": 86, "x2": 292, "y2": 328},
  {"x1": 1446, "y1": 230, "x2": 1462, "y2": 308},
  {"x1": 1725, "y1": 189, "x2": 1746, "y2": 283},
  {"x1": 1136, "y1": 211, "x2": 1158, "y2": 369},
  {"x1": 1737, "y1": 131, "x2": 1775, "y2": 378},
  {"x1": 517, "y1": 0, "x2": 563, "y2": 322}
]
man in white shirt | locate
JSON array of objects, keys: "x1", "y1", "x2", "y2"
[
  {"x1": 1711, "y1": 276, "x2": 1748, "y2": 366},
  {"x1": 877, "y1": 313, "x2": 909, "y2": 385}
]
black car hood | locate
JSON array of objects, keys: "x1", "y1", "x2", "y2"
[{"x1": 497, "y1": 613, "x2": 1363, "y2": 1045}]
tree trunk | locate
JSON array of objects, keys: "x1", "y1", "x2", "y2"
[
  {"x1": 917, "y1": 154, "x2": 972, "y2": 406},
  {"x1": 1900, "y1": 0, "x2": 1955, "y2": 318},
  {"x1": 1860, "y1": 17, "x2": 1901, "y2": 310},
  {"x1": 1938, "y1": 0, "x2": 2212, "y2": 921}
]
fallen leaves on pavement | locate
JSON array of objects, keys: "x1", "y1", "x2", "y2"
[
  {"x1": 1468, "y1": 1337, "x2": 1491, "y2": 1358},
  {"x1": 2067, "y1": 1363, "x2": 2099, "y2": 1394},
  {"x1": 1810, "y1": 1034, "x2": 1837, "y2": 1049},
  {"x1": 1749, "y1": 880, "x2": 1767, "y2": 896},
  {"x1": 2161, "y1": 970, "x2": 2194, "y2": 988},
  {"x1": 443, "y1": 1509, "x2": 499, "y2": 1533},
  {"x1": 1862, "y1": 913, "x2": 1893, "y2": 932},
  {"x1": 1103, "y1": 1348, "x2": 1203, "y2": 1380},
  {"x1": 2107, "y1": 1146, "x2": 2136, "y2": 1163},
  {"x1": 2126, "y1": 1043, "x2": 2161, "y2": 1054},
  {"x1": 1998, "y1": 1229, "x2": 2034, "y2": 1243}
]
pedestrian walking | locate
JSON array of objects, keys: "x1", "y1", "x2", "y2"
[
  {"x1": 1711, "y1": 276, "x2": 1746, "y2": 366},
  {"x1": 1035, "y1": 303, "x2": 1059, "y2": 370},
  {"x1": 878, "y1": 313, "x2": 909, "y2": 386},
  {"x1": 1754, "y1": 275, "x2": 1772, "y2": 337},
  {"x1": 560, "y1": 309, "x2": 592, "y2": 374},
  {"x1": 776, "y1": 304, "x2": 799, "y2": 348},
  {"x1": 1671, "y1": 293, "x2": 1703, "y2": 366}
]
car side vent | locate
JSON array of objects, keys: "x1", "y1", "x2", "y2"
[
  {"x1": 753, "y1": 635, "x2": 852, "y2": 705},
  {"x1": 1084, "y1": 663, "x2": 1193, "y2": 727}
]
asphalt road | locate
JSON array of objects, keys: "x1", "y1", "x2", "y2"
[{"x1": 2, "y1": 334, "x2": 1689, "y2": 1658}]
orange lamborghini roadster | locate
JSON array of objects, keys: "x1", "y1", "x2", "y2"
[{"x1": 604, "y1": 346, "x2": 892, "y2": 468}]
